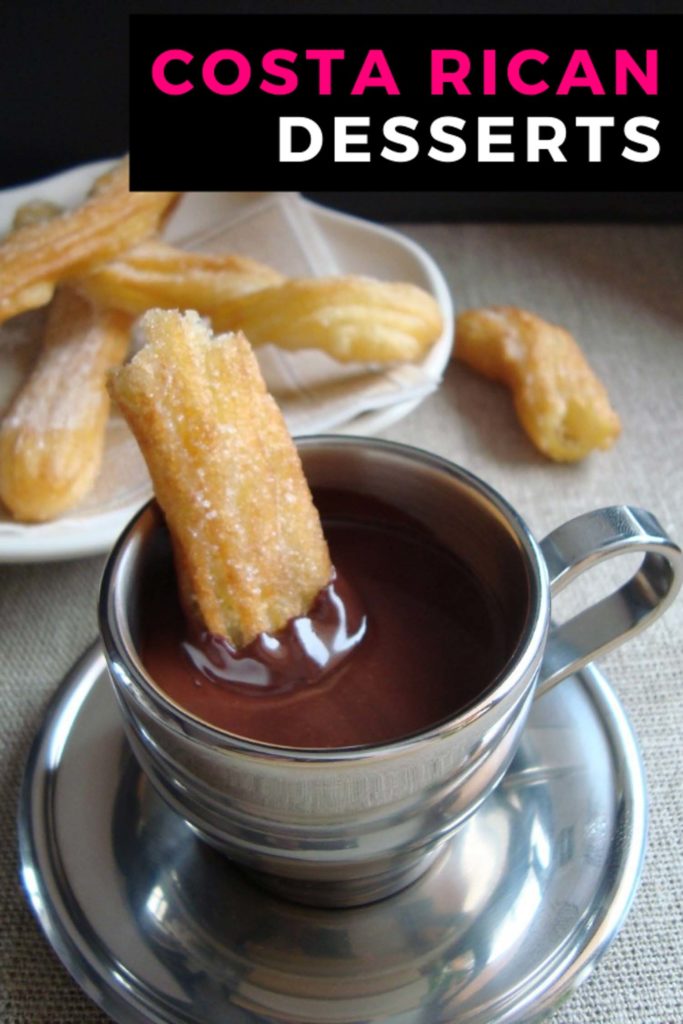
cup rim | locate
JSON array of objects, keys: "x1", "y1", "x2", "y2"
[{"x1": 99, "y1": 435, "x2": 550, "y2": 762}]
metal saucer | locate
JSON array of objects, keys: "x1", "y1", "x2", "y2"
[{"x1": 19, "y1": 643, "x2": 647, "y2": 1024}]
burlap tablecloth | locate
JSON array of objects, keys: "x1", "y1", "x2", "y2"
[{"x1": 1, "y1": 222, "x2": 681, "y2": 1023}]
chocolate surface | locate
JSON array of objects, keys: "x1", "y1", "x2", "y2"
[{"x1": 140, "y1": 491, "x2": 513, "y2": 748}]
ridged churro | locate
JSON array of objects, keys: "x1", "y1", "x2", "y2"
[
  {"x1": 109, "y1": 309, "x2": 332, "y2": 646},
  {"x1": 78, "y1": 257, "x2": 443, "y2": 364},
  {"x1": 0, "y1": 158, "x2": 177, "y2": 325},
  {"x1": 75, "y1": 239, "x2": 286, "y2": 316},
  {"x1": 0, "y1": 288, "x2": 131, "y2": 521},
  {"x1": 455, "y1": 306, "x2": 621, "y2": 462},
  {"x1": 211, "y1": 275, "x2": 443, "y2": 363}
]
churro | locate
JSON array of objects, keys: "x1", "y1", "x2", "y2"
[
  {"x1": 0, "y1": 159, "x2": 177, "y2": 325},
  {"x1": 455, "y1": 306, "x2": 621, "y2": 462},
  {"x1": 11, "y1": 199, "x2": 63, "y2": 231},
  {"x1": 79, "y1": 258, "x2": 442, "y2": 364},
  {"x1": 109, "y1": 309, "x2": 332, "y2": 646},
  {"x1": 0, "y1": 289, "x2": 131, "y2": 521},
  {"x1": 75, "y1": 240, "x2": 286, "y2": 316},
  {"x1": 211, "y1": 275, "x2": 443, "y2": 363}
]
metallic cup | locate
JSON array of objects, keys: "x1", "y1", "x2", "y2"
[{"x1": 100, "y1": 437, "x2": 681, "y2": 907}]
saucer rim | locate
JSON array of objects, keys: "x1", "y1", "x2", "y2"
[{"x1": 18, "y1": 643, "x2": 648, "y2": 1024}]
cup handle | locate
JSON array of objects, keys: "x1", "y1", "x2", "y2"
[{"x1": 536, "y1": 506, "x2": 682, "y2": 698}]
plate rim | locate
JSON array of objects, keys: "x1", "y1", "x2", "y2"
[{"x1": 18, "y1": 646, "x2": 648, "y2": 1024}]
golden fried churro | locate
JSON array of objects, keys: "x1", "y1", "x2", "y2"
[
  {"x1": 0, "y1": 159, "x2": 178, "y2": 324},
  {"x1": 455, "y1": 306, "x2": 621, "y2": 462},
  {"x1": 211, "y1": 275, "x2": 443, "y2": 363},
  {"x1": 80, "y1": 260, "x2": 442, "y2": 365},
  {"x1": 11, "y1": 199, "x2": 63, "y2": 231},
  {"x1": 110, "y1": 310, "x2": 332, "y2": 646},
  {"x1": 75, "y1": 240, "x2": 286, "y2": 316},
  {"x1": 0, "y1": 289, "x2": 131, "y2": 521}
]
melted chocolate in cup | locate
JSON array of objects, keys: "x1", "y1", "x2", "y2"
[
  {"x1": 182, "y1": 573, "x2": 367, "y2": 696},
  {"x1": 140, "y1": 490, "x2": 514, "y2": 748}
]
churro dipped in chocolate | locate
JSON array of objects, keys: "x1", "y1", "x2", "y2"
[
  {"x1": 0, "y1": 289, "x2": 131, "y2": 521},
  {"x1": 109, "y1": 310, "x2": 332, "y2": 647},
  {"x1": 0, "y1": 158, "x2": 177, "y2": 325}
]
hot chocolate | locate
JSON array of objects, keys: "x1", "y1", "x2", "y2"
[{"x1": 139, "y1": 489, "x2": 514, "y2": 748}]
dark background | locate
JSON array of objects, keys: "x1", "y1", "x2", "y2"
[{"x1": 2, "y1": 0, "x2": 682, "y2": 221}]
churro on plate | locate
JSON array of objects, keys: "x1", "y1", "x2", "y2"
[
  {"x1": 110, "y1": 309, "x2": 332, "y2": 646},
  {"x1": 76, "y1": 240, "x2": 286, "y2": 316},
  {"x1": 210, "y1": 275, "x2": 443, "y2": 364},
  {"x1": 77, "y1": 252, "x2": 443, "y2": 364},
  {"x1": 0, "y1": 158, "x2": 177, "y2": 325},
  {"x1": 11, "y1": 199, "x2": 63, "y2": 231},
  {"x1": 0, "y1": 163, "x2": 447, "y2": 529},
  {"x1": 0, "y1": 289, "x2": 131, "y2": 522}
]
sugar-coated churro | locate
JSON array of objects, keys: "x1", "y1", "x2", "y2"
[
  {"x1": 0, "y1": 288, "x2": 131, "y2": 521},
  {"x1": 0, "y1": 158, "x2": 178, "y2": 325},
  {"x1": 75, "y1": 240, "x2": 286, "y2": 315},
  {"x1": 455, "y1": 306, "x2": 621, "y2": 462},
  {"x1": 109, "y1": 309, "x2": 332, "y2": 646}
]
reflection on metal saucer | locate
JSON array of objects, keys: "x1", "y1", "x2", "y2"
[{"x1": 19, "y1": 643, "x2": 646, "y2": 1024}]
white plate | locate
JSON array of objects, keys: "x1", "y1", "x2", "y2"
[{"x1": 0, "y1": 162, "x2": 453, "y2": 562}]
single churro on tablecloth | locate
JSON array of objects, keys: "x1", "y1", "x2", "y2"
[
  {"x1": 0, "y1": 158, "x2": 177, "y2": 325},
  {"x1": 455, "y1": 305, "x2": 621, "y2": 462},
  {"x1": 109, "y1": 309, "x2": 332, "y2": 647},
  {"x1": 0, "y1": 288, "x2": 131, "y2": 521}
]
